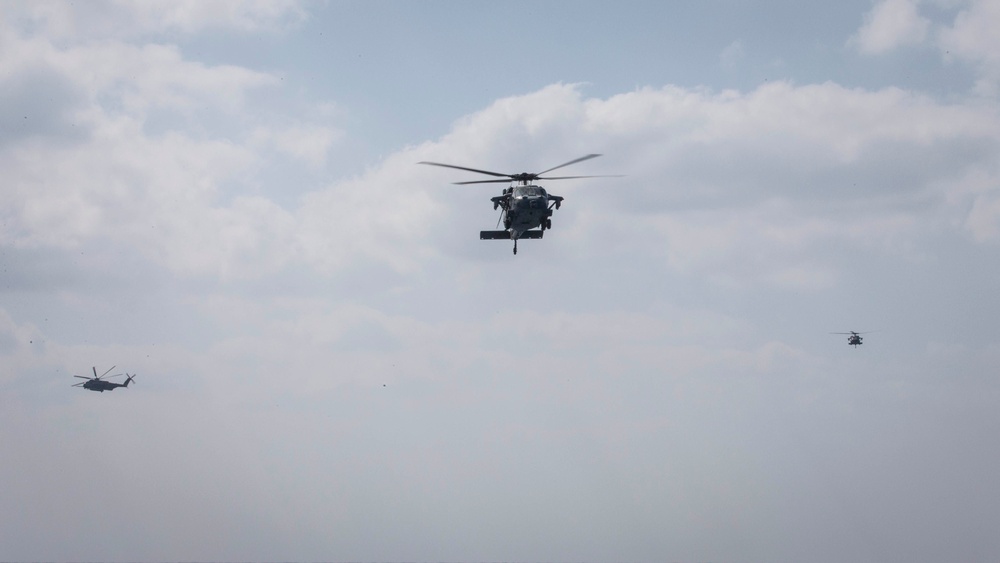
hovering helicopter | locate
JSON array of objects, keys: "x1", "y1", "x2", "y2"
[
  {"x1": 831, "y1": 331, "x2": 872, "y2": 347},
  {"x1": 72, "y1": 366, "x2": 136, "y2": 392},
  {"x1": 419, "y1": 154, "x2": 619, "y2": 254}
]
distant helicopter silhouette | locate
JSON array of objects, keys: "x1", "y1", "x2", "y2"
[
  {"x1": 72, "y1": 366, "x2": 135, "y2": 392},
  {"x1": 831, "y1": 331, "x2": 874, "y2": 347}
]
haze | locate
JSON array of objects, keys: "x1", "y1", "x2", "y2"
[{"x1": 1, "y1": 1, "x2": 999, "y2": 561}]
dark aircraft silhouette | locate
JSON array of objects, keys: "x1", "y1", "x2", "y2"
[
  {"x1": 72, "y1": 366, "x2": 135, "y2": 392},
  {"x1": 831, "y1": 331, "x2": 872, "y2": 347},
  {"x1": 420, "y1": 154, "x2": 620, "y2": 254}
]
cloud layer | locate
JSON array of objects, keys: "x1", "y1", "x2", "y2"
[{"x1": 2, "y1": 2, "x2": 1000, "y2": 561}]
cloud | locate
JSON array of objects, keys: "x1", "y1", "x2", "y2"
[
  {"x1": 250, "y1": 124, "x2": 343, "y2": 168},
  {"x1": 849, "y1": 0, "x2": 1000, "y2": 96},
  {"x1": 641, "y1": 200, "x2": 920, "y2": 290},
  {"x1": 58, "y1": 42, "x2": 278, "y2": 116},
  {"x1": 953, "y1": 164, "x2": 1000, "y2": 242},
  {"x1": 444, "y1": 82, "x2": 998, "y2": 285},
  {"x1": 0, "y1": 19, "x2": 304, "y2": 282},
  {"x1": 938, "y1": 0, "x2": 1000, "y2": 95},
  {"x1": 0, "y1": 18, "x2": 279, "y2": 130},
  {"x1": 11, "y1": 7, "x2": 994, "y2": 291},
  {"x1": 6, "y1": 72, "x2": 998, "y2": 290},
  {"x1": 720, "y1": 40, "x2": 746, "y2": 69},
  {"x1": 1, "y1": 0, "x2": 307, "y2": 40},
  {"x1": 294, "y1": 152, "x2": 446, "y2": 275},
  {"x1": 851, "y1": 0, "x2": 930, "y2": 54},
  {"x1": 0, "y1": 65, "x2": 87, "y2": 147},
  {"x1": 122, "y1": 0, "x2": 308, "y2": 33},
  {"x1": 4, "y1": 4, "x2": 1000, "y2": 561}
]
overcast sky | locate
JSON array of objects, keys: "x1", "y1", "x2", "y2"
[{"x1": 2, "y1": 1, "x2": 999, "y2": 561}]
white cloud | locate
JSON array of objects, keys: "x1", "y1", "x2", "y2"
[
  {"x1": 122, "y1": 0, "x2": 308, "y2": 33},
  {"x1": 250, "y1": 124, "x2": 343, "y2": 168},
  {"x1": 950, "y1": 164, "x2": 1000, "y2": 241},
  {"x1": 720, "y1": 40, "x2": 746, "y2": 69},
  {"x1": 295, "y1": 151, "x2": 446, "y2": 275},
  {"x1": 525, "y1": 82, "x2": 998, "y2": 282},
  {"x1": 938, "y1": 0, "x2": 1000, "y2": 95},
  {"x1": 7, "y1": 70, "x2": 997, "y2": 287},
  {"x1": 851, "y1": 0, "x2": 931, "y2": 54},
  {"x1": 0, "y1": 20, "x2": 300, "y2": 281},
  {"x1": 65, "y1": 42, "x2": 277, "y2": 115},
  {"x1": 966, "y1": 193, "x2": 1000, "y2": 240},
  {"x1": 5, "y1": 4, "x2": 1000, "y2": 561},
  {"x1": 641, "y1": 200, "x2": 920, "y2": 290},
  {"x1": 939, "y1": 0, "x2": 1000, "y2": 64},
  {"x1": 1, "y1": 0, "x2": 306, "y2": 40},
  {"x1": 847, "y1": 0, "x2": 1000, "y2": 96},
  {"x1": 0, "y1": 21, "x2": 278, "y2": 123}
]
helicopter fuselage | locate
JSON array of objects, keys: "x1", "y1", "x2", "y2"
[
  {"x1": 504, "y1": 185, "x2": 560, "y2": 238},
  {"x1": 481, "y1": 184, "x2": 565, "y2": 253},
  {"x1": 80, "y1": 379, "x2": 127, "y2": 392}
]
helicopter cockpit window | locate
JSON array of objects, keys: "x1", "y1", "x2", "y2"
[{"x1": 513, "y1": 186, "x2": 546, "y2": 198}]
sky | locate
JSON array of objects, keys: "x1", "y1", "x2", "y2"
[{"x1": 1, "y1": 0, "x2": 999, "y2": 561}]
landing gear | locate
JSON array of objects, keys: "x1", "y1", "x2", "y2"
[
  {"x1": 513, "y1": 239, "x2": 518, "y2": 255},
  {"x1": 545, "y1": 218, "x2": 552, "y2": 229}
]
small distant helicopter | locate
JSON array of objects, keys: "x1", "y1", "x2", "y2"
[
  {"x1": 831, "y1": 331, "x2": 873, "y2": 347},
  {"x1": 72, "y1": 366, "x2": 135, "y2": 392},
  {"x1": 419, "y1": 154, "x2": 619, "y2": 254}
]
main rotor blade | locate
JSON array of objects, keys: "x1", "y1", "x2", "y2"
[
  {"x1": 419, "y1": 161, "x2": 511, "y2": 178},
  {"x1": 535, "y1": 154, "x2": 601, "y2": 176},
  {"x1": 72, "y1": 382, "x2": 85, "y2": 387},
  {"x1": 453, "y1": 179, "x2": 516, "y2": 185},
  {"x1": 536, "y1": 174, "x2": 624, "y2": 181},
  {"x1": 99, "y1": 366, "x2": 116, "y2": 379},
  {"x1": 74, "y1": 375, "x2": 91, "y2": 379}
]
